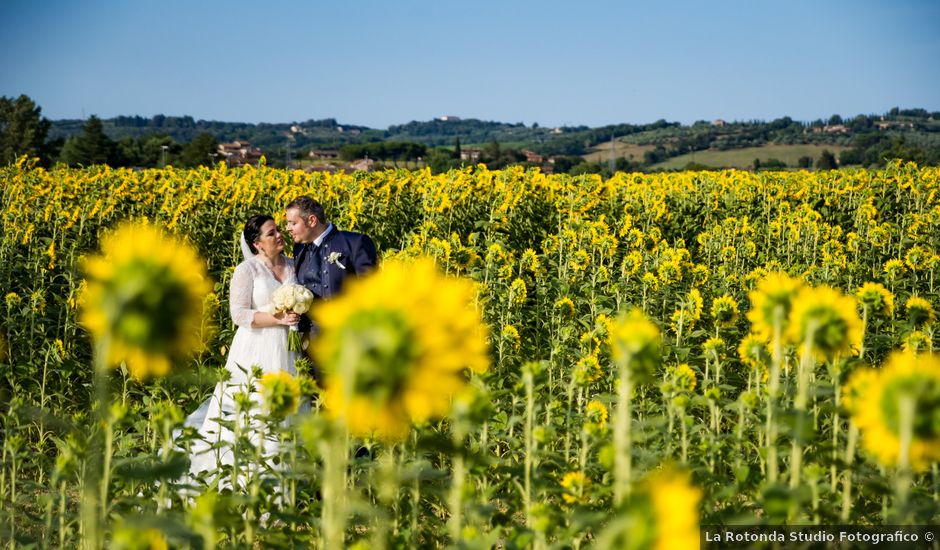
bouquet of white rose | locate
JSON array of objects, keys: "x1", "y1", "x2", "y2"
[{"x1": 269, "y1": 283, "x2": 314, "y2": 351}]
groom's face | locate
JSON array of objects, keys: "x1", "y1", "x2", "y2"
[{"x1": 285, "y1": 207, "x2": 318, "y2": 244}]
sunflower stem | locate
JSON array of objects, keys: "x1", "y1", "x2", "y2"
[
  {"x1": 859, "y1": 305, "x2": 869, "y2": 361},
  {"x1": 931, "y1": 463, "x2": 938, "y2": 505},
  {"x1": 523, "y1": 368, "x2": 535, "y2": 529},
  {"x1": 766, "y1": 312, "x2": 784, "y2": 484},
  {"x1": 840, "y1": 422, "x2": 858, "y2": 521},
  {"x1": 321, "y1": 428, "x2": 349, "y2": 550},
  {"x1": 409, "y1": 432, "x2": 420, "y2": 547},
  {"x1": 830, "y1": 381, "x2": 841, "y2": 493},
  {"x1": 374, "y1": 444, "x2": 399, "y2": 550},
  {"x1": 81, "y1": 337, "x2": 110, "y2": 550},
  {"x1": 894, "y1": 395, "x2": 915, "y2": 521},
  {"x1": 614, "y1": 353, "x2": 633, "y2": 506},
  {"x1": 680, "y1": 406, "x2": 688, "y2": 464},
  {"x1": 790, "y1": 323, "x2": 816, "y2": 519},
  {"x1": 448, "y1": 422, "x2": 466, "y2": 544}
]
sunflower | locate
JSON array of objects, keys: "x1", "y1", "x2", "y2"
[
  {"x1": 669, "y1": 309, "x2": 690, "y2": 335},
  {"x1": 703, "y1": 336, "x2": 726, "y2": 362},
  {"x1": 746, "y1": 272, "x2": 804, "y2": 342},
  {"x1": 905, "y1": 296, "x2": 936, "y2": 327},
  {"x1": 314, "y1": 258, "x2": 489, "y2": 440},
  {"x1": 869, "y1": 226, "x2": 889, "y2": 247},
  {"x1": 258, "y1": 371, "x2": 302, "y2": 420},
  {"x1": 657, "y1": 260, "x2": 681, "y2": 286},
  {"x1": 691, "y1": 264, "x2": 709, "y2": 286},
  {"x1": 80, "y1": 222, "x2": 213, "y2": 380},
  {"x1": 648, "y1": 469, "x2": 702, "y2": 550},
  {"x1": 902, "y1": 331, "x2": 932, "y2": 354},
  {"x1": 501, "y1": 324, "x2": 521, "y2": 351},
  {"x1": 711, "y1": 294, "x2": 739, "y2": 328},
  {"x1": 641, "y1": 272, "x2": 659, "y2": 290},
  {"x1": 585, "y1": 400, "x2": 609, "y2": 428},
  {"x1": 904, "y1": 245, "x2": 930, "y2": 271},
  {"x1": 554, "y1": 296, "x2": 576, "y2": 317},
  {"x1": 884, "y1": 259, "x2": 905, "y2": 281},
  {"x1": 687, "y1": 288, "x2": 704, "y2": 320},
  {"x1": 573, "y1": 354, "x2": 602, "y2": 386},
  {"x1": 559, "y1": 471, "x2": 590, "y2": 504},
  {"x1": 509, "y1": 278, "x2": 527, "y2": 304},
  {"x1": 621, "y1": 251, "x2": 643, "y2": 276},
  {"x1": 520, "y1": 248, "x2": 540, "y2": 273},
  {"x1": 570, "y1": 249, "x2": 591, "y2": 272},
  {"x1": 110, "y1": 525, "x2": 168, "y2": 550},
  {"x1": 608, "y1": 308, "x2": 661, "y2": 381},
  {"x1": 786, "y1": 285, "x2": 864, "y2": 361},
  {"x1": 672, "y1": 363, "x2": 697, "y2": 392},
  {"x1": 738, "y1": 333, "x2": 771, "y2": 375},
  {"x1": 841, "y1": 367, "x2": 879, "y2": 416},
  {"x1": 856, "y1": 282, "x2": 894, "y2": 317},
  {"x1": 852, "y1": 351, "x2": 940, "y2": 471}
]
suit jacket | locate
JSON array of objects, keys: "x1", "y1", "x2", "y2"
[{"x1": 294, "y1": 226, "x2": 377, "y2": 334}]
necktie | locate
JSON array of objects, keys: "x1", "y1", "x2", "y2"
[{"x1": 296, "y1": 242, "x2": 312, "y2": 269}]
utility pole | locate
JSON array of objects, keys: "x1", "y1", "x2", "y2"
[
  {"x1": 286, "y1": 134, "x2": 294, "y2": 169},
  {"x1": 609, "y1": 132, "x2": 616, "y2": 173}
]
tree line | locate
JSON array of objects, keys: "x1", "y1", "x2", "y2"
[
  {"x1": 3, "y1": 94, "x2": 939, "y2": 172},
  {"x1": 1, "y1": 96, "x2": 220, "y2": 168}
]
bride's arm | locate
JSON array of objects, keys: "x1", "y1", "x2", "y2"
[{"x1": 230, "y1": 263, "x2": 300, "y2": 328}]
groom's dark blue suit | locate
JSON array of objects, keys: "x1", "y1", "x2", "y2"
[{"x1": 293, "y1": 225, "x2": 377, "y2": 334}]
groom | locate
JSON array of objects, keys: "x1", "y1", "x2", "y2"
[{"x1": 285, "y1": 195, "x2": 377, "y2": 340}]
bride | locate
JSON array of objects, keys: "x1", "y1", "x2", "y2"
[{"x1": 179, "y1": 214, "x2": 301, "y2": 488}]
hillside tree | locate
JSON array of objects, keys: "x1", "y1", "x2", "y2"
[
  {"x1": 180, "y1": 133, "x2": 219, "y2": 167},
  {"x1": 0, "y1": 94, "x2": 50, "y2": 164},
  {"x1": 59, "y1": 115, "x2": 117, "y2": 166},
  {"x1": 816, "y1": 149, "x2": 838, "y2": 170}
]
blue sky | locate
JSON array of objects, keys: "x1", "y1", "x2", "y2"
[{"x1": 1, "y1": 0, "x2": 937, "y2": 128}]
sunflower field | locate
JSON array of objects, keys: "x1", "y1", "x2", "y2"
[{"x1": 1, "y1": 156, "x2": 939, "y2": 548}]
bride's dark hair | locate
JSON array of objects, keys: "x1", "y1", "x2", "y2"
[{"x1": 243, "y1": 214, "x2": 274, "y2": 254}]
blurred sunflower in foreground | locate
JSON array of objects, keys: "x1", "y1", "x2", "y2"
[
  {"x1": 110, "y1": 525, "x2": 168, "y2": 550},
  {"x1": 259, "y1": 371, "x2": 302, "y2": 420},
  {"x1": 608, "y1": 308, "x2": 661, "y2": 381},
  {"x1": 80, "y1": 222, "x2": 213, "y2": 380},
  {"x1": 596, "y1": 468, "x2": 701, "y2": 550},
  {"x1": 850, "y1": 351, "x2": 940, "y2": 471},
  {"x1": 314, "y1": 258, "x2": 489, "y2": 440}
]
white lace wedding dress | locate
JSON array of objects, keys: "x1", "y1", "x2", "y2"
[{"x1": 180, "y1": 255, "x2": 301, "y2": 487}]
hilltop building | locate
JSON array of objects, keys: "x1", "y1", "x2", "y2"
[{"x1": 218, "y1": 140, "x2": 263, "y2": 167}]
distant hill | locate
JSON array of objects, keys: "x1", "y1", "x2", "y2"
[
  {"x1": 649, "y1": 144, "x2": 850, "y2": 170},
  {"x1": 46, "y1": 108, "x2": 940, "y2": 169},
  {"x1": 47, "y1": 115, "x2": 382, "y2": 151}
]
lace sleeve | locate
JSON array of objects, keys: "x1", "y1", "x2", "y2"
[
  {"x1": 284, "y1": 256, "x2": 297, "y2": 284},
  {"x1": 229, "y1": 261, "x2": 257, "y2": 328}
]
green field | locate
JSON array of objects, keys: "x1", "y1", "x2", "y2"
[
  {"x1": 584, "y1": 141, "x2": 656, "y2": 162},
  {"x1": 651, "y1": 144, "x2": 849, "y2": 169}
]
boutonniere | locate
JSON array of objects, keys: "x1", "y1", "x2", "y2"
[{"x1": 327, "y1": 251, "x2": 346, "y2": 269}]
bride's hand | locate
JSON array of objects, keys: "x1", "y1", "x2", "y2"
[
  {"x1": 274, "y1": 312, "x2": 301, "y2": 326},
  {"x1": 283, "y1": 312, "x2": 301, "y2": 326}
]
